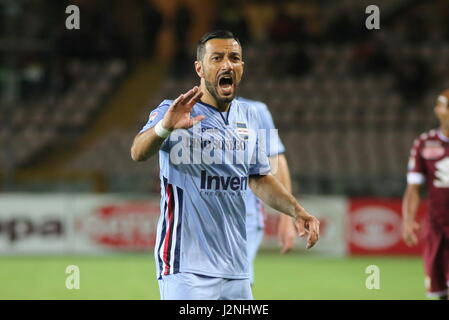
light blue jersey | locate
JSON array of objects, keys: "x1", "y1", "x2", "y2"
[
  {"x1": 236, "y1": 98, "x2": 286, "y2": 232},
  {"x1": 139, "y1": 99, "x2": 271, "y2": 280}
]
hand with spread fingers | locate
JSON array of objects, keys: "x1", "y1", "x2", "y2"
[{"x1": 162, "y1": 86, "x2": 205, "y2": 130}]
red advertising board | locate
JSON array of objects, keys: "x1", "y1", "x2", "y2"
[
  {"x1": 348, "y1": 198, "x2": 427, "y2": 255},
  {"x1": 75, "y1": 200, "x2": 161, "y2": 251}
]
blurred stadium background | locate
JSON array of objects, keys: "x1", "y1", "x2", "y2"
[{"x1": 1, "y1": 0, "x2": 447, "y2": 299}]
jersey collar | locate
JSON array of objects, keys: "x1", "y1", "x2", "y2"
[
  {"x1": 438, "y1": 129, "x2": 449, "y2": 142},
  {"x1": 198, "y1": 100, "x2": 233, "y2": 125}
]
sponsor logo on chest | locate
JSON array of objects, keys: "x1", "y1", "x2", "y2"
[
  {"x1": 421, "y1": 140, "x2": 446, "y2": 160},
  {"x1": 200, "y1": 170, "x2": 248, "y2": 191}
]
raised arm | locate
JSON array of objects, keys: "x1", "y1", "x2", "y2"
[
  {"x1": 131, "y1": 87, "x2": 204, "y2": 161},
  {"x1": 402, "y1": 183, "x2": 421, "y2": 246},
  {"x1": 249, "y1": 174, "x2": 319, "y2": 249}
]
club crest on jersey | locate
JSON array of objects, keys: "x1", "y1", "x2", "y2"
[
  {"x1": 422, "y1": 141, "x2": 445, "y2": 160},
  {"x1": 149, "y1": 111, "x2": 158, "y2": 122},
  {"x1": 235, "y1": 122, "x2": 248, "y2": 140}
]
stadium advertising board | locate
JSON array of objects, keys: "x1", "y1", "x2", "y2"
[
  {"x1": 0, "y1": 194, "x2": 71, "y2": 254},
  {"x1": 263, "y1": 196, "x2": 347, "y2": 256},
  {"x1": 0, "y1": 194, "x2": 427, "y2": 256},
  {"x1": 348, "y1": 198, "x2": 426, "y2": 255},
  {"x1": 0, "y1": 194, "x2": 161, "y2": 254},
  {"x1": 72, "y1": 195, "x2": 160, "y2": 253}
]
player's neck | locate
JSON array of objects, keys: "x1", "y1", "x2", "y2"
[
  {"x1": 200, "y1": 87, "x2": 231, "y2": 112},
  {"x1": 440, "y1": 125, "x2": 449, "y2": 139}
]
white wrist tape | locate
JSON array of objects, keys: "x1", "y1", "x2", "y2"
[{"x1": 154, "y1": 120, "x2": 172, "y2": 139}]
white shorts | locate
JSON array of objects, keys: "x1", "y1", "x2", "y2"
[
  {"x1": 247, "y1": 227, "x2": 264, "y2": 285},
  {"x1": 158, "y1": 272, "x2": 253, "y2": 300}
]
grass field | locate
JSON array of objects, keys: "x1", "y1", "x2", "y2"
[{"x1": 0, "y1": 252, "x2": 427, "y2": 300}]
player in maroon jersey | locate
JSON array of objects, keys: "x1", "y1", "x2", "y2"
[{"x1": 402, "y1": 89, "x2": 449, "y2": 300}]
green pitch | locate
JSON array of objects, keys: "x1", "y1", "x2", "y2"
[{"x1": 0, "y1": 252, "x2": 427, "y2": 300}]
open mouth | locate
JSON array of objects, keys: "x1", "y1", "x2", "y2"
[{"x1": 218, "y1": 74, "x2": 234, "y2": 95}]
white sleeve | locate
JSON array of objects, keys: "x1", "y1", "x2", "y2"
[{"x1": 407, "y1": 172, "x2": 425, "y2": 185}]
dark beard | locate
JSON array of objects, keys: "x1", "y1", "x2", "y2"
[{"x1": 204, "y1": 78, "x2": 235, "y2": 107}]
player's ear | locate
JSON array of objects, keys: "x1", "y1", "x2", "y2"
[
  {"x1": 195, "y1": 61, "x2": 204, "y2": 78},
  {"x1": 434, "y1": 105, "x2": 441, "y2": 118}
]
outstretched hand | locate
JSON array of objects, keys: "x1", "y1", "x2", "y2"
[{"x1": 162, "y1": 86, "x2": 205, "y2": 130}]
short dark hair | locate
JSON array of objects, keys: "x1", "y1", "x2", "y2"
[{"x1": 196, "y1": 30, "x2": 241, "y2": 61}]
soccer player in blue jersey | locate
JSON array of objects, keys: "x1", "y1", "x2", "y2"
[
  {"x1": 237, "y1": 97, "x2": 297, "y2": 286},
  {"x1": 131, "y1": 30, "x2": 319, "y2": 300}
]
